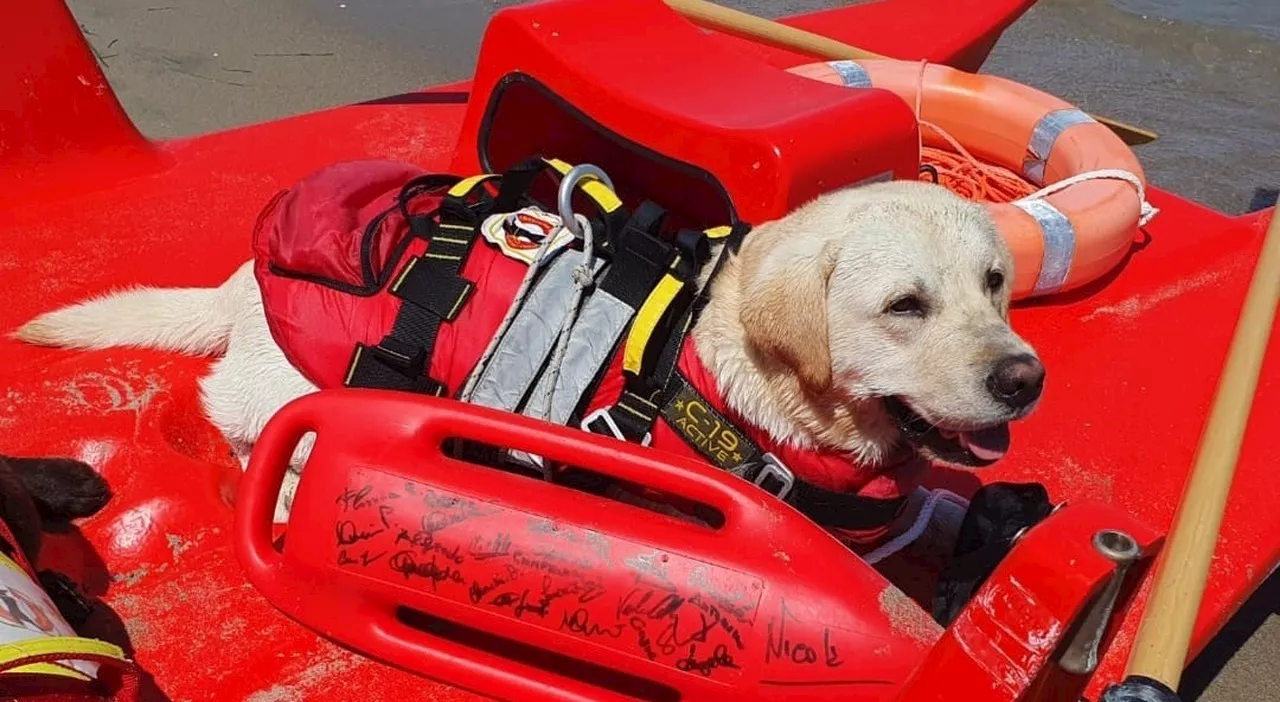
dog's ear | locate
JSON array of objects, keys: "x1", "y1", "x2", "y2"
[{"x1": 738, "y1": 226, "x2": 837, "y2": 392}]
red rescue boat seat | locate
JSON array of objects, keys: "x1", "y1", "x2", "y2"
[{"x1": 453, "y1": 0, "x2": 922, "y2": 228}]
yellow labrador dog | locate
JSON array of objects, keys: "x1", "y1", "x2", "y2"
[
  {"x1": 16, "y1": 180, "x2": 1043, "y2": 528},
  {"x1": 705, "y1": 180, "x2": 1043, "y2": 469}
]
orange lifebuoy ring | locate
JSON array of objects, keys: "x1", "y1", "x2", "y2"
[{"x1": 789, "y1": 59, "x2": 1154, "y2": 300}]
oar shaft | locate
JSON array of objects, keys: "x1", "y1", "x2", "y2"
[
  {"x1": 663, "y1": 0, "x2": 1158, "y2": 146},
  {"x1": 664, "y1": 0, "x2": 884, "y2": 60},
  {"x1": 1126, "y1": 210, "x2": 1280, "y2": 687}
]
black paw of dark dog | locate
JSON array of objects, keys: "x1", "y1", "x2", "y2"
[
  {"x1": 931, "y1": 482, "x2": 1054, "y2": 627},
  {"x1": 9, "y1": 456, "x2": 112, "y2": 522}
]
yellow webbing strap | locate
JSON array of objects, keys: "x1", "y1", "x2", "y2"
[
  {"x1": 0, "y1": 636, "x2": 127, "y2": 680},
  {"x1": 446, "y1": 173, "x2": 501, "y2": 198},
  {"x1": 705, "y1": 225, "x2": 733, "y2": 240},
  {"x1": 621, "y1": 224, "x2": 732, "y2": 376},
  {"x1": 0, "y1": 551, "x2": 27, "y2": 577},
  {"x1": 542, "y1": 158, "x2": 625, "y2": 215},
  {"x1": 446, "y1": 160, "x2": 625, "y2": 220},
  {"x1": 445, "y1": 161, "x2": 624, "y2": 221},
  {"x1": 624, "y1": 273, "x2": 686, "y2": 376}
]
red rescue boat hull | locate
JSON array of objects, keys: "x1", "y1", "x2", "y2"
[{"x1": 1, "y1": 0, "x2": 1276, "y2": 700}]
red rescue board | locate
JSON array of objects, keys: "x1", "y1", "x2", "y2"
[
  {"x1": 236, "y1": 390, "x2": 942, "y2": 701},
  {"x1": 236, "y1": 390, "x2": 1164, "y2": 702}
]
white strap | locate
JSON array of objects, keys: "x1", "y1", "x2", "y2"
[
  {"x1": 500, "y1": 214, "x2": 598, "y2": 475},
  {"x1": 863, "y1": 488, "x2": 969, "y2": 565},
  {"x1": 527, "y1": 214, "x2": 597, "y2": 420},
  {"x1": 459, "y1": 212, "x2": 594, "y2": 403},
  {"x1": 1014, "y1": 168, "x2": 1159, "y2": 227}
]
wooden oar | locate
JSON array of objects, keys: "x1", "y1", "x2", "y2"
[
  {"x1": 1118, "y1": 208, "x2": 1280, "y2": 693},
  {"x1": 665, "y1": 0, "x2": 1159, "y2": 147}
]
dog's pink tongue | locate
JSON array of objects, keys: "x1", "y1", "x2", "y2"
[{"x1": 960, "y1": 424, "x2": 1011, "y2": 461}]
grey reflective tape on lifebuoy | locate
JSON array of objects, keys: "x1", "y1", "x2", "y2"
[
  {"x1": 1022, "y1": 109, "x2": 1095, "y2": 185},
  {"x1": 828, "y1": 60, "x2": 873, "y2": 88},
  {"x1": 1012, "y1": 198, "x2": 1076, "y2": 295}
]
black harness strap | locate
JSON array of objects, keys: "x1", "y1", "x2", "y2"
[
  {"x1": 344, "y1": 159, "x2": 638, "y2": 399},
  {"x1": 492, "y1": 159, "x2": 545, "y2": 213},
  {"x1": 648, "y1": 223, "x2": 743, "y2": 391},
  {"x1": 600, "y1": 201, "x2": 677, "y2": 308},
  {"x1": 345, "y1": 180, "x2": 492, "y2": 396},
  {"x1": 658, "y1": 372, "x2": 909, "y2": 532},
  {"x1": 566, "y1": 203, "x2": 681, "y2": 426},
  {"x1": 581, "y1": 236, "x2": 700, "y2": 443},
  {"x1": 584, "y1": 223, "x2": 743, "y2": 443}
]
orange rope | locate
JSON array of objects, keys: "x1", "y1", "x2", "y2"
[
  {"x1": 921, "y1": 147, "x2": 1035, "y2": 203},
  {"x1": 910, "y1": 60, "x2": 1037, "y2": 204}
]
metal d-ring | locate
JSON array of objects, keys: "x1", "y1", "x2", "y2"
[{"x1": 556, "y1": 164, "x2": 615, "y2": 237}]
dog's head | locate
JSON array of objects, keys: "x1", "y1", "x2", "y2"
[{"x1": 737, "y1": 180, "x2": 1043, "y2": 467}]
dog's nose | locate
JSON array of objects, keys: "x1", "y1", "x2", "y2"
[{"x1": 986, "y1": 354, "x2": 1045, "y2": 410}]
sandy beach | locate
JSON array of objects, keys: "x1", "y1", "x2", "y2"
[{"x1": 62, "y1": 0, "x2": 1279, "y2": 699}]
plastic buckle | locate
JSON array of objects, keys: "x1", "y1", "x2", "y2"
[
  {"x1": 580, "y1": 408, "x2": 652, "y2": 447},
  {"x1": 752, "y1": 452, "x2": 794, "y2": 501}
]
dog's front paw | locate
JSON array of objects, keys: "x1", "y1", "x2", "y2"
[{"x1": 9, "y1": 457, "x2": 113, "y2": 522}]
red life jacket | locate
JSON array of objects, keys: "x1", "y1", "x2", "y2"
[{"x1": 251, "y1": 159, "x2": 914, "y2": 543}]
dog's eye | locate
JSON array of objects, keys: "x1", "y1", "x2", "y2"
[
  {"x1": 887, "y1": 295, "x2": 926, "y2": 317},
  {"x1": 986, "y1": 270, "x2": 1005, "y2": 293}
]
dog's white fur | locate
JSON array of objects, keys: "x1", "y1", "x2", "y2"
[{"x1": 15, "y1": 180, "x2": 1039, "y2": 522}]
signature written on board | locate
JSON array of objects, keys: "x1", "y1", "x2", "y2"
[
  {"x1": 388, "y1": 551, "x2": 466, "y2": 592},
  {"x1": 486, "y1": 574, "x2": 607, "y2": 621},
  {"x1": 337, "y1": 548, "x2": 387, "y2": 567},
  {"x1": 559, "y1": 607, "x2": 624, "y2": 640},
  {"x1": 334, "y1": 483, "x2": 387, "y2": 512},
  {"x1": 686, "y1": 592, "x2": 747, "y2": 651},
  {"x1": 394, "y1": 516, "x2": 473, "y2": 565},
  {"x1": 468, "y1": 565, "x2": 521, "y2": 604},
  {"x1": 618, "y1": 583, "x2": 733, "y2": 661},
  {"x1": 765, "y1": 600, "x2": 843, "y2": 668},
  {"x1": 335, "y1": 515, "x2": 389, "y2": 546},
  {"x1": 687, "y1": 564, "x2": 755, "y2": 624},
  {"x1": 327, "y1": 474, "x2": 755, "y2": 681},
  {"x1": 676, "y1": 643, "x2": 740, "y2": 677},
  {"x1": 469, "y1": 532, "x2": 513, "y2": 561},
  {"x1": 527, "y1": 517, "x2": 612, "y2": 562}
]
